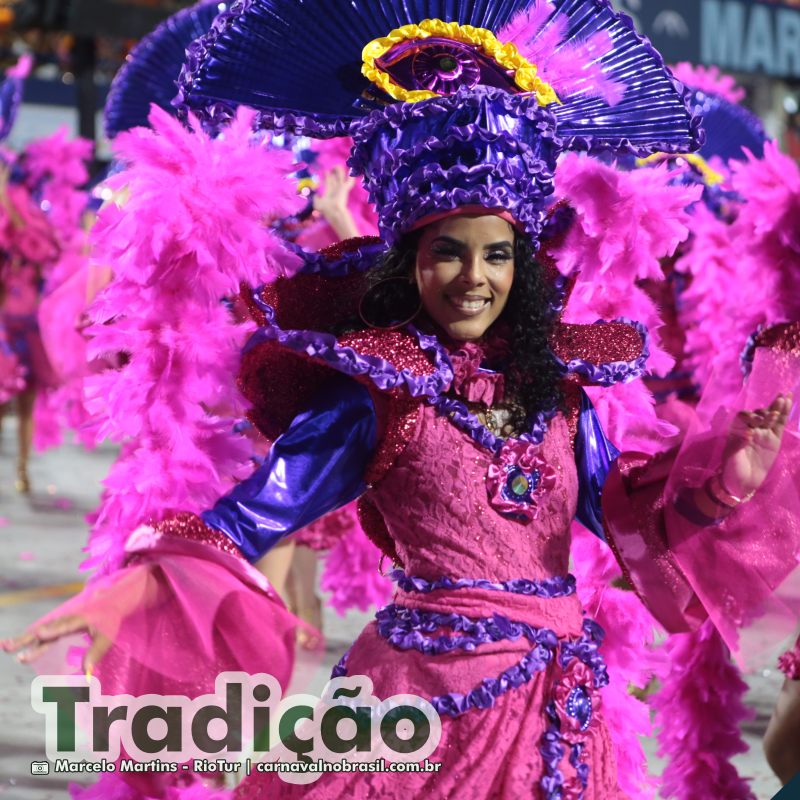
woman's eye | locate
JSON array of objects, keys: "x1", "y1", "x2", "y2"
[
  {"x1": 487, "y1": 251, "x2": 513, "y2": 263},
  {"x1": 431, "y1": 247, "x2": 459, "y2": 260}
]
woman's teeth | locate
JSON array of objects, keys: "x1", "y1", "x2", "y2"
[{"x1": 449, "y1": 296, "x2": 489, "y2": 314}]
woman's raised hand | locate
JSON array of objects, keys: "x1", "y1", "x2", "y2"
[
  {"x1": 720, "y1": 393, "x2": 793, "y2": 499},
  {"x1": 313, "y1": 166, "x2": 359, "y2": 240}
]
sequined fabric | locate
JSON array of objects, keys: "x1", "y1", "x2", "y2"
[
  {"x1": 551, "y1": 321, "x2": 645, "y2": 376},
  {"x1": 151, "y1": 511, "x2": 243, "y2": 560},
  {"x1": 238, "y1": 318, "x2": 450, "y2": 442},
  {"x1": 755, "y1": 322, "x2": 800, "y2": 356},
  {"x1": 236, "y1": 408, "x2": 625, "y2": 799}
]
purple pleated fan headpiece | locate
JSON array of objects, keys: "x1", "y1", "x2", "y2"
[
  {"x1": 104, "y1": 0, "x2": 227, "y2": 139},
  {"x1": 0, "y1": 54, "x2": 32, "y2": 145},
  {"x1": 177, "y1": 0, "x2": 703, "y2": 246}
]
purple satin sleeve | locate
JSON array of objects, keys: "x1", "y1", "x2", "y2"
[
  {"x1": 574, "y1": 389, "x2": 620, "y2": 542},
  {"x1": 201, "y1": 375, "x2": 377, "y2": 562}
]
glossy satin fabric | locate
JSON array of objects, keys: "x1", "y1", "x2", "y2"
[
  {"x1": 204, "y1": 376, "x2": 617, "y2": 561},
  {"x1": 574, "y1": 389, "x2": 620, "y2": 542},
  {"x1": 201, "y1": 375, "x2": 376, "y2": 561}
]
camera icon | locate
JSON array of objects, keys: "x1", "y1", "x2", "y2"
[{"x1": 31, "y1": 761, "x2": 50, "y2": 775}]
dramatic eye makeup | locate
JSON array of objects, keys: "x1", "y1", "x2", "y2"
[
  {"x1": 485, "y1": 241, "x2": 513, "y2": 263},
  {"x1": 427, "y1": 236, "x2": 513, "y2": 262}
]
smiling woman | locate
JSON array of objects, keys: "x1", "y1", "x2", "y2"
[
  {"x1": 5, "y1": 2, "x2": 800, "y2": 800},
  {"x1": 364, "y1": 212, "x2": 565, "y2": 435}
]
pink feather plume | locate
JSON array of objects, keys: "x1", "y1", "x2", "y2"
[
  {"x1": 499, "y1": 1, "x2": 625, "y2": 104},
  {"x1": 571, "y1": 525, "x2": 663, "y2": 800},
  {"x1": 652, "y1": 621, "x2": 757, "y2": 800},
  {"x1": 79, "y1": 105, "x2": 303, "y2": 576},
  {"x1": 670, "y1": 62, "x2": 746, "y2": 105},
  {"x1": 320, "y1": 510, "x2": 393, "y2": 615},
  {"x1": 552, "y1": 153, "x2": 701, "y2": 381}
]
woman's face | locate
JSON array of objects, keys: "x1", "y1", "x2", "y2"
[{"x1": 415, "y1": 214, "x2": 515, "y2": 342}]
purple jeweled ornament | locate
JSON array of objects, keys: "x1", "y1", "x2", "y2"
[
  {"x1": 374, "y1": 38, "x2": 518, "y2": 99},
  {"x1": 553, "y1": 656, "x2": 601, "y2": 745},
  {"x1": 412, "y1": 43, "x2": 480, "y2": 95},
  {"x1": 486, "y1": 439, "x2": 557, "y2": 522}
]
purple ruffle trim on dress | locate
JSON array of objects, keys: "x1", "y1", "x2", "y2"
[
  {"x1": 740, "y1": 326, "x2": 763, "y2": 378},
  {"x1": 427, "y1": 392, "x2": 555, "y2": 455},
  {"x1": 294, "y1": 239, "x2": 387, "y2": 276},
  {"x1": 331, "y1": 578, "x2": 609, "y2": 797},
  {"x1": 376, "y1": 604, "x2": 559, "y2": 656},
  {"x1": 540, "y1": 619, "x2": 609, "y2": 800},
  {"x1": 557, "y1": 318, "x2": 650, "y2": 387},
  {"x1": 245, "y1": 293, "x2": 454, "y2": 400},
  {"x1": 431, "y1": 642, "x2": 556, "y2": 717},
  {"x1": 374, "y1": 602, "x2": 559, "y2": 717},
  {"x1": 390, "y1": 569, "x2": 576, "y2": 599}
]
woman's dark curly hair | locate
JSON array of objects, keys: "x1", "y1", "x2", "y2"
[{"x1": 363, "y1": 231, "x2": 565, "y2": 426}]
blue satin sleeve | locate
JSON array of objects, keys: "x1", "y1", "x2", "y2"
[
  {"x1": 574, "y1": 389, "x2": 620, "y2": 542},
  {"x1": 201, "y1": 375, "x2": 377, "y2": 562}
]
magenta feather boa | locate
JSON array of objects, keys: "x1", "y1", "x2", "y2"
[
  {"x1": 79, "y1": 106, "x2": 302, "y2": 577},
  {"x1": 652, "y1": 622, "x2": 757, "y2": 800},
  {"x1": 550, "y1": 154, "x2": 703, "y2": 798}
]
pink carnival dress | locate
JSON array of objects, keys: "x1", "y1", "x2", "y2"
[
  {"x1": 0, "y1": 261, "x2": 58, "y2": 391},
  {"x1": 0, "y1": 177, "x2": 61, "y2": 391},
  {"x1": 238, "y1": 403, "x2": 624, "y2": 799}
]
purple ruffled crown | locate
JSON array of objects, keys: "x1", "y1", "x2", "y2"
[{"x1": 349, "y1": 87, "x2": 562, "y2": 245}]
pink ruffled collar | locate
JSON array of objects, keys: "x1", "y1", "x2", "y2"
[{"x1": 446, "y1": 331, "x2": 510, "y2": 406}]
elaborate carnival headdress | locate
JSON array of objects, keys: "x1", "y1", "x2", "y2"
[
  {"x1": 636, "y1": 62, "x2": 767, "y2": 207},
  {"x1": 176, "y1": 0, "x2": 703, "y2": 245},
  {"x1": 104, "y1": 0, "x2": 228, "y2": 139},
  {"x1": 0, "y1": 54, "x2": 32, "y2": 144}
]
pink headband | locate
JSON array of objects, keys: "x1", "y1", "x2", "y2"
[{"x1": 407, "y1": 206, "x2": 521, "y2": 234}]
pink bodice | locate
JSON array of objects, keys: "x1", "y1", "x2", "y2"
[
  {"x1": 1, "y1": 262, "x2": 39, "y2": 316},
  {"x1": 371, "y1": 406, "x2": 579, "y2": 583}
]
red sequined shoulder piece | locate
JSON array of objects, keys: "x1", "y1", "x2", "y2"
[
  {"x1": 754, "y1": 322, "x2": 800, "y2": 355},
  {"x1": 364, "y1": 391, "x2": 421, "y2": 487},
  {"x1": 318, "y1": 235, "x2": 383, "y2": 260},
  {"x1": 238, "y1": 342, "x2": 333, "y2": 442},
  {"x1": 241, "y1": 272, "x2": 366, "y2": 331},
  {"x1": 551, "y1": 322, "x2": 644, "y2": 365},
  {"x1": 338, "y1": 328, "x2": 439, "y2": 376}
]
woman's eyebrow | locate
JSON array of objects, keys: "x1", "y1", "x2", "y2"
[
  {"x1": 430, "y1": 236, "x2": 465, "y2": 248},
  {"x1": 484, "y1": 241, "x2": 513, "y2": 250}
]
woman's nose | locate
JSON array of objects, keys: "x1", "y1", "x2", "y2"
[{"x1": 459, "y1": 253, "x2": 486, "y2": 285}]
